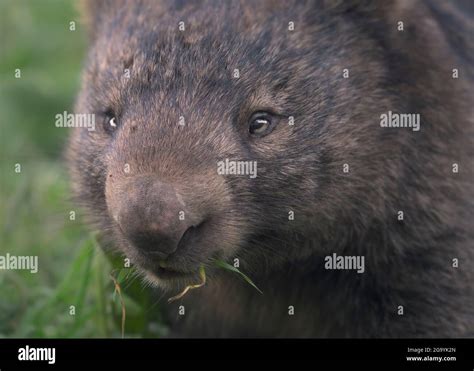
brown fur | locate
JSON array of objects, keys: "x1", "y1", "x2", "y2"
[{"x1": 68, "y1": 0, "x2": 474, "y2": 337}]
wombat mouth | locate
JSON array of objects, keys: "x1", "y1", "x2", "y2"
[
  {"x1": 140, "y1": 247, "x2": 223, "y2": 288},
  {"x1": 139, "y1": 254, "x2": 205, "y2": 285},
  {"x1": 144, "y1": 265, "x2": 201, "y2": 289},
  {"x1": 152, "y1": 266, "x2": 194, "y2": 280}
]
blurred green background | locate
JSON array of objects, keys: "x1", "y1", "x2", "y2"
[{"x1": 0, "y1": 0, "x2": 166, "y2": 338}]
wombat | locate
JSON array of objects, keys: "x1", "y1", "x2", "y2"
[{"x1": 68, "y1": 0, "x2": 474, "y2": 337}]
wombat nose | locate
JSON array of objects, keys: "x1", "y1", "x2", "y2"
[{"x1": 115, "y1": 180, "x2": 196, "y2": 258}]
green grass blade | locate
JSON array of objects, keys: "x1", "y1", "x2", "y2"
[{"x1": 213, "y1": 260, "x2": 262, "y2": 294}]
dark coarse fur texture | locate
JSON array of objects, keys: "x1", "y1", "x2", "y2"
[{"x1": 68, "y1": 0, "x2": 474, "y2": 337}]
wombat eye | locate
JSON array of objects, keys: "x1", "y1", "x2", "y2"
[
  {"x1": 103, "y1": 111, "x2": 118, "y2": 134},
  {"x1": 249, "y1": 112, "x2": 275, "y2": 137}
]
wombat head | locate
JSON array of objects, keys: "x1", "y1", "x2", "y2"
[{"x1": 68, "y1": 0, "x2": 459, "y2": 289}]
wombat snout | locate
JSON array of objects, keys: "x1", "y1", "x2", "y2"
[{"x1": 107, "y1": 177, "x2": 203, "y2": 259}]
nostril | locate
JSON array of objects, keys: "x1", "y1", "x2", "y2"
[{"x1": 177, "y1": 219, "x2": 207, "y2": 250}]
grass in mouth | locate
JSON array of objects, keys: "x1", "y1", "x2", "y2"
[
  {"x1": 107, "y1": 260, "x2": 262, "y2": 335},
  {"x1": 167, "y1": 260, "x2": 262, "y2": 303},
  {"x1": 167, "y1": 265, "x2": 207, "y2": 303}
]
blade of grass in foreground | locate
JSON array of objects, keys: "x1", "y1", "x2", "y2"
[
  {"x1": 166, "y1": 260, "x2": 262, "y2": 303},
  {"x1": 110, "y1": 271, "x2": 126, "y2": 339},
  {"x1": 213, "y1": 260, "x2": 263, "y2": 294}
]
